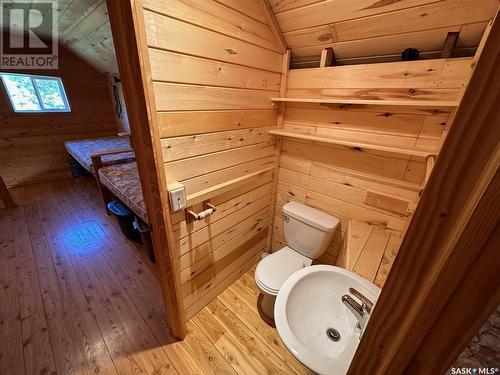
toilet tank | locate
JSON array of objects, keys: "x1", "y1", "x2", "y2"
[{"x1": 282, "y1": 202, "x2": 339, "y2": 259}]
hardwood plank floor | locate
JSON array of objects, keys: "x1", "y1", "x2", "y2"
[{"x1": 0, "y1": 177, "x2": 310, "y2": 375}]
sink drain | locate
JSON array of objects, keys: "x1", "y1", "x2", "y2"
[{"x1": 326, "y1": 328, "x2": 341, "y2": 342}]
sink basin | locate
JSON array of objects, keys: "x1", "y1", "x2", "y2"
[{"x1": 274, "y1": 265, "x2": 381, "y2": 375}]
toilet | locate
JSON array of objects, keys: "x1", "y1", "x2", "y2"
[{"x1": 255, "y1": 201, "x2": 340, "y2": 320}]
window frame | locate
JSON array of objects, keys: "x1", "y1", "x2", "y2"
[{"x1": 0, "y1": 72, "x2": 71, "y2": 113}]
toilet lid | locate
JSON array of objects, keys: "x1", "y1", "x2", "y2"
[{"x1": 256, "y1": 247, "x2": 312, "y2": 294}]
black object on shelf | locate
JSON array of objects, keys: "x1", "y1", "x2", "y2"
[
  {"x1": 401, "y1": 48, "x2": 420, "y2": 61},
  {"x1": 134, "y1": 218, "x2": 155, "y2": 263},
  {"x1": 107, "y1": 201, "x2": 140, "y2": 242}
]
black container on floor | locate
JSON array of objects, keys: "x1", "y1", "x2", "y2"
[
  {"x1": 107, "y1": 201, "x2": 140, "y2": 242},
  {"x1": 67, "y1": 154, "x2": 90, "y2": 178},
  {"x1": 134, "y1": 218, "x2": 155, "y2": 263}
]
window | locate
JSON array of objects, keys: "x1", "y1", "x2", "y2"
[{"x1": 0, "y1": 73, "x2": 71, "y2": 113}]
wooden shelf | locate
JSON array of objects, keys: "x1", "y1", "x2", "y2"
[
  {"x1": 270, "y1": 97, "x2": 459, "y2": 107},
  {"x1": 269, "y1": 129, "x2": 437, "y2": 158}
]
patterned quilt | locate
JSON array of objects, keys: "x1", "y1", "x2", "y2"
[
  {"x1": 98, "y1": 161, "x2": 148, "y2": 223},
  {"x1": 65, "y1": 136, "x2": 135, "y2": 174}
]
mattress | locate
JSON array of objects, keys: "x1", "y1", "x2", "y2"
[
  {"x1": 98, "y1": 161, "x2": 148, "y2": 223},
  {"x1": 65, "y1": 136, "x2": 135, "y2": 174}
]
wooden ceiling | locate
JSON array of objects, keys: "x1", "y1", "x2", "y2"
[
  {"x1": 32, "y1": 0, "x2": 119, "y2": 77},
  {"x1": 36, "y1": 0, "x2": 499, "y2": 75},
  {"x1": 58, "y1": 1, "x2": 118, "y2": 76},
  {"x1": 270, "y1": 0, "x2": 499, "y2": 67}
]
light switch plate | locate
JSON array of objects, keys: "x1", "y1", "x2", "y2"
[{"x1": 168, "y1": 183, "x2": 186, "y2": 212}]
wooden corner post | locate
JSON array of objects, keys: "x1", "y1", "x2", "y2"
[
  {"x1": 267, "y1": 50, "x2": 290, "y2": 251},
  {"x1": 348, "y1": 15, "x2": 500, "y2": 374},
  {"x1": 105, "y1": 0, "x2": 186, "y2": 339}
]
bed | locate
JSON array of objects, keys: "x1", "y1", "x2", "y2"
[
  {"x1": 97, "y1": 161, "x2": 148, "y2": 223},
  {"x1": 64, "y1": 136, "x2": 136, "y2": 174}
]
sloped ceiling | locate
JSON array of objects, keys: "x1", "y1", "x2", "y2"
[
  {"x1": 28, "y1": 0, "x2": 120, "y2": 77},
  {"x1": 57, "y1": 0, "x2": 118, "y2": 77},
  {"x1": 31, "y1": 0, "x2": 499, "y2": 75},
  {"x1": 270, "y1": 0, "x2": 499, "y2": 67}
]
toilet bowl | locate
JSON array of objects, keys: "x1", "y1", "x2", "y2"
[{"x1": 255, "y1": 202, "x2": 339, "y2": 321}]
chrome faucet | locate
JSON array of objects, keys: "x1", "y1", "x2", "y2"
[{"x1": 342, "y1": 288, "x2": 374, "y2": 337}]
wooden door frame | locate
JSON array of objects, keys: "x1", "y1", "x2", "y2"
[
  {"x1": 348, "y1": 16, "x2": 500, "y2": 374},
  {"x1": 106, "y1": 0, "x2": 186, "y2": 339}
]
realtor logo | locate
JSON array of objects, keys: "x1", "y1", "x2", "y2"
[{"x1": 1, "y1": 0, "x2": 58, "y2": 69}]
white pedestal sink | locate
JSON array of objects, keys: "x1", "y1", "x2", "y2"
[{"x1": 274, "y1": 265, "x2": 381, "y2": 375}]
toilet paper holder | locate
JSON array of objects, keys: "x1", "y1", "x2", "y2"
[{"x1": 186, "y1": 201, "x2": 216, "y2": 222}]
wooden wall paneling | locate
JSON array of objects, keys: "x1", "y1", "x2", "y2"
[
  {"x1": 348, "y1": 13, "x2": 500, "y2": 373},
  {"x1": 176, "y1": 202, "x2": 271, "y2": 264},
  {"x1": 184, "y1": 164, "x2": 275, "y2": 207},
  {"x1": 270, "y1": 55, "x2": 475, "y2": 269},
  {"x1": 161, "y1": 127, "x2": 275, "y2": 162},
  {"x1": 182, "y1": 231, "x2": 268, "y2": 308},
  {"x1": 364, "y1": 191, "x2": 411, "y2": 216},
  {"x1": 184, "y1": 249, "x2": 263, "y2": 320},
  {"x1": 180, "y1": 220, "x2": 269, "y2": 285},
  {"x1": 373, "y1": 231, "x2": 403, "y2": 288},
  {"x1": 332, "y1": 0, "x2": 498, "y2": 43},
  {"x1": 153, "y1": 83, "x2": 276, "y2": 111},
  {"x1": 287, "y1": 58, "x2": 471, "y2": 89},
  {"x1": 174, "y1": 184, "x2": 272, "y2": 245},
  {"x1": 157, "y1": 109, "x2": 277, "y2": 138},
  {"x1": 0, "y1": 46, "x2": 117, "y2": 188},
  {"x1": 105, "y1": 0, "x2": 186, "y2": 339},
  {"x1": 216, "y1": 0, "x2": 270, "y2": 23},
  {"x1": 284, "y1": 103, "x2": 447, "y2": 136},
  {"x1": 285, "y1": 24, "x2": 334, "y2": 51},
  {"x1": 281, "y1": 138, "x2": 413, "y2": 181},
  {"x1": 166, "y1": 143, "x2": 275, "y2": 183},
  {"x1": 149, "y1": 50, "x2": 281, "y2": 91},
  {"x1": 143, "y1": 11, "x2": 282, "y2": 73},
  {"x1": 275, "y1": 0, "x2": 443, "y2": 32},
  {"x1": 172, "y1": 181, "x2": 274, "y2": 236},
  {"x1": 271, "y1": 0, "x2": 498, "y2": 68},
  {"x1": 351, "y1": 225, "x2": 390, "y2": 282},
  {"x1": 309, "y1": 162, "x2": 421, "y2": 200},
  {"x1": 143, "y1": 0, "x2": 283, "y2": 319},
  {"x1": 143, "y1": 0, "x2": 282, "y2": 52},
  {"x1": 178, "y1": 207, "x2": 271, "y2": 273},
  {"x1": 438, "y1": 13, "x2": 497, "y2": 149},
  {"x1": 288, "y1": 22, "x2": 487, "y2": 66},
  {"x1": 285, "y1": 88, "x2": 462, "y2": 102}
]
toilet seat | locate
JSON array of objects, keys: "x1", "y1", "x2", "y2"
[{"x1": 255, "y1": 246, "x2": 312, "y2": 296}]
